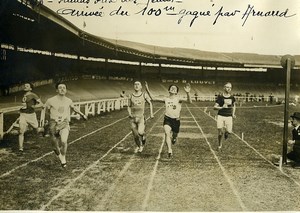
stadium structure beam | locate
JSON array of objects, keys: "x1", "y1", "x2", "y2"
[{"x1": 280, "y1": 55, "x2": 295, "y2": 164}]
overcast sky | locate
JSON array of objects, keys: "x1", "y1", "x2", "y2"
[{"x1": 43, "y1": 0, "x2": 300, "y2": 55}]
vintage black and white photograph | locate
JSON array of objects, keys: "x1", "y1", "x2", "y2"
[{"x1": 0, "y1": 0, "x2": 300, "y2": 211}]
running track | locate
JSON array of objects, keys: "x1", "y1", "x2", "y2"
[{"x1": 1, "y1": 103, "x2": 300, "y2": 211}]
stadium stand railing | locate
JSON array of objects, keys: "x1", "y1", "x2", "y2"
[{"x1": 0, "y1": 98, "x2": 129, "y2": 140}]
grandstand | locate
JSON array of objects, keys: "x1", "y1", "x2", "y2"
[
  {"x1": 1, "y1": 0, "x2": 300, "y2": 100},
  {"x1": 1, "y1": 0, "x2": 300, "y2": 211}
]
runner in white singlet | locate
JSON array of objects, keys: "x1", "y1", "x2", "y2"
[
  {"x1": 44, "y1": 83, "x2": 87, "y2": 168},
  {"x1": 145, "y1": 82, "x2": 192, "y2": 158}
]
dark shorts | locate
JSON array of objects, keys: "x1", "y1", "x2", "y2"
[{"x1": 163, "y1": 115, "x2": 180, "y2": 134}]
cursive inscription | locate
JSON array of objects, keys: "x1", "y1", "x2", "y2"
[
  {"x1": 213, "y1": 6, "x2": 240, "y2": 25},
  {"x1": 57, "y1": 6, "x2": 104, "y2": 17},
  {"x1": 45, "y1": 1, "x2": 297, "y2": 27},
  {"x1": 241, "y1": 4, "x2": 296, "y2": 26},
  {"x1": 59, "y1": 0, "x2": 90, "y2": 4},
  {"x1": 177, "y1": 9, "x2": 211, "y2": 27},
  {"x1": 110, "y1": 6, "x2": 130, "y2": 16}
]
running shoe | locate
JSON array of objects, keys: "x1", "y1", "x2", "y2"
[
  {"x1": 224, "y1": 132, "x2": 229, "y2": 140},
  {"x1": 134, "y1": 147, "x2": 139, "y2": 153},
  {"x1": 142, "y1": 137, "x2": 146, "y2": 145},
  {"x1": 138, "y1": 145, "x2": 144, "y2": 153},
  {"x1": 53, "y1": 149, "x2": 60, "y2": 156},
  {"x1": 17, "y1": 149, "x2": 24, "y2": 156},
  {"x1": 171, "y1": 137, "x2": 177, "y2": 145}
]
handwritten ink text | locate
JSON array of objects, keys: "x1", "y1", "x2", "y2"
[
  {"x1": 241, "y1": 4, "x2": 296, "y2": 26},
  {"x1": 213, "y1": 6, "x2": 240, "y2": 25},
  {"x1": 177, "y1": 9, "x2": 211, "y2": 27},
  {"x1": 57, "y1": 7, "x2": 104, "y2": 17}
]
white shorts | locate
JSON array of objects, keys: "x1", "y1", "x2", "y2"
[
  {"x1": 49, "y1": 119, "x2": 70, "y2": 142},
  {"x1": 217, "y1": 115, "x2": 233, "y2": 133},
  {"x1": 19, "y1": 113, "x2": 38, "y2": 133}
]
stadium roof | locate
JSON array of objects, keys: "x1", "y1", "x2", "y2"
[{"x1": 1, "y1": 0, "x2": 299, "y2": 69}]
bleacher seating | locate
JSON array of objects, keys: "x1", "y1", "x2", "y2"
[{"x1": 1, "y1": 79, "x2": 299, "y2": 109}]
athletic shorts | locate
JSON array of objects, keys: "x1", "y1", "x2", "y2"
[
  {"x1": 130, "y1": 115, "x2": 145, "y2": 132},
  {"x1": 49, "y1": 119, "x2": 70, "y2": 141},
  {"x1": 217, "y1": 115, "x2": 233, "y2": 133},
  {"x1": 129, "y1": 115, "x2": 145, "y2": 125},
  {"x1": 19, "y1": 112, "x2": 39, "y2": 133},
  {"x1": 163, "y1": 115, "x2": 180, "y2": 134}
]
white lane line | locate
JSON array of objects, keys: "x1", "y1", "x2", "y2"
[
  {"x1": 41, "y1": 108, "x2": 164, "y2": 210},
  {"x1": 200, "y1": 106, "x2": 300, "y2": 188},
  {"x1": 95, "y1": 157, "x2": 135, "y2": 210},
  {"x1": 95, "y1": 108, "x2": 165, "y2": 210},
  {"x1": 40, "y1": 131, "x2": 132, "y2": 210},
  {"x1": 186, "y1": 105, "x2": 247, "y2": 211},
  {"x1": 233, "y1": 132, "x2": 300, "y2": 187},
  {"x1": 141, "y1": 138, "x2": 164, "y2": 211},
  {"x1": 141, "y1": 112, "x2": 166, "y2": 211},
  {"x1": 0, "y1": 116, "x2": 128, "y2": 179}
]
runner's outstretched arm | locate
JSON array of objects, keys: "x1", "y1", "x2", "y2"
[
  {"x1": 145, "y1": 81, "x2": 164, "y2": 102},
  {"x1": 181, "y1": 83, "x2": 192, "y2": 103},
  {"x1": 70, "y1": 104, "x2": 88, "y2": 120},
  {"x1": 145, "y1": 93, "x2": 154, "y2": 118}
]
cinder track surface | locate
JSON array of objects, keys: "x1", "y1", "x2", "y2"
[{"x1": 0, "y1": 102, "x2": 300, "y2": 211}]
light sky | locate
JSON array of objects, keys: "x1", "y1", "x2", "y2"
[{"x1": 43, "y1": 0, "x2": 300, "y2": 55}]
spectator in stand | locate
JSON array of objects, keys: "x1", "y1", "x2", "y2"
[
  {"x1": 295, "y1": 95, "x2": 299, "y2": 105},
  {"x1": 253, "y1": 94, "x2": 257, "y2": 102},
  {"x1": 194, "y1": 92, "x2": 198, "y2": 101},
  {"x1": 245, "y1": 92, "x2": 250, "y2": 102},
  {"x1": 145, "y1": 81, "x2": 192, "y2": 158},
  {"x1": 18, "y1": 83, "x2": 43, "y2": 153},
  {"x1": 269, "y1": 93, "x2": 274, "y2": 104},
  {"x1": 44, "y1": 82, "x2": 87, "y2": 168},
  {"x1": 120, "y1": 90, "x2": 126, "y2": 98},
  {"x1": 250, "y1": 94, "x2": 254, "y2": 102},
  {"x1": 214, "y1": 82, "x2": 236, "y2": 150}
]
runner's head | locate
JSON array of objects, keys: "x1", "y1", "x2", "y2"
[
  {"x1": 24, "y1": 83, "x2": 33, "y2": 92},
  {"x1": 56, "y1": 82, "x2": 67, "y2": 96},
  {"x1": 133, "y1": 81, "x2": 142, "y2": 91},
  {"x1": 224, "y1": 82, "x2": 232, "y2": 93},
  {"x1": 168, "y1": 85, "x2": 179, "y2": 94}
]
